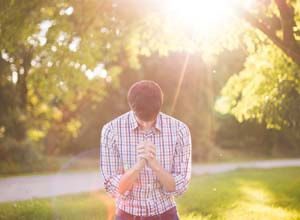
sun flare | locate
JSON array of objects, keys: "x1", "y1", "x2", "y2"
[{"x1": 163, "y1": 0, "x2": 254, "y2": 36}]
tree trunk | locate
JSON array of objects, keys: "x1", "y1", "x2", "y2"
[{"x1": 234, "y1": 1, "x2": 300, "y2": 66}]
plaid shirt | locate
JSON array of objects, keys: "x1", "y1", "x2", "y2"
[{"x1": 100, "y1": 110, "x2": 192, "y2": 216}]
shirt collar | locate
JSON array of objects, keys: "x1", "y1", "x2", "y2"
[{"x1": 129, "y1": 110, "x2": 161, "y2": 132}]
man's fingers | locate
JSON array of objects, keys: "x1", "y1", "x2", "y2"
[
  {"x1": 145, "y1": 150, "x2": 155, "y2": 159},
  {"x1": 138, "y1": 150, "x2": 153, "y2": 159},
  {"x1": 137, "y1": 142, "x2": 156, "y2": 160},
  {"x1": 144, "y1": 143, "x2": 155, "y2": 149},
  {"x1": 137, "y1": 147, "x2": 144, "y2": 151},
  {"x1": 147, "y1": 151, "x2": 155, "y2": 159},
  {"x1": 138, "y1": 154, "x2": 147, "y2": 159},
  {"x1": 137, "y1": 144, "x2": 145, "y2": 149},
  {"x1": 145, "y1": 146, "x2": 155, "y2": 154},
  {"x1": 137, "y1": 148, "x2": 145, "y2": 154},
  {"x1": 138, "y1": 153, "x2": 146, "y2": 159},
  {"x1": 137, "y1": 145, "x2": 145, "y2": 154}
]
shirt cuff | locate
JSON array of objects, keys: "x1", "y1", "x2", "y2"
[
  {"x1": 162, "y1": 174, "x2": 188, "y2": 197},
  {"x1": 104, "y1": 174, "x2": 131, "y2": 199}
]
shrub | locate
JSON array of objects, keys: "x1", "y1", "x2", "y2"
[{"x1": 0, "y1": 138, "x2": 46, "y2": 175}]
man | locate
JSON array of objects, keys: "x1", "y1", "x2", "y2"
[{"x1": 100, "y1": 80, "x2": 192, "y2": 220}]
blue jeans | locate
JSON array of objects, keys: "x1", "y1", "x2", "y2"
[{"x1": 115, "y1": 206, "x2": 179, "y2": 220}]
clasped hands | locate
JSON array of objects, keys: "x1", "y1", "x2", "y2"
[{"x1": 136, "y1": 140, "x2": 158, "y2": 170}]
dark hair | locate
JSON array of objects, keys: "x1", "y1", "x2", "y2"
[{"x1": 127, "y1": 80, "x2": 163, "y2": 121}]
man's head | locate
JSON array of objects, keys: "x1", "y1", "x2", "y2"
[{"x1": 127, "y1": 80, "x2": 163, "y2": 122}]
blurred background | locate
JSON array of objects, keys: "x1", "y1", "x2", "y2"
[
  {"x1": 1, "y1": 0, "x2": 300, "y2": 175},
  {"x1": 1, "y1": 0, "x2": 300, "y2": 219}
]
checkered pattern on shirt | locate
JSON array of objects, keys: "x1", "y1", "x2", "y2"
[{"x1": 100, "y1": 110, "x2": 192, "y2": 216}]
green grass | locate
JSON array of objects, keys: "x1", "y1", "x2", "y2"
[
  {"x1": 177, "y1": 167, "x2": 300, "y2": 220},
  {"x1": 0, "y1": 192, "x2": 110, "y2": 220},
  {"x1": 0, "y1": 167, "x2": 300, "y2": 220}
]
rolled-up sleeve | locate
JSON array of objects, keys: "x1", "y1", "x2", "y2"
[
  {"x1": 100, "y1": 123, "x2": 130, "y2": 199},
  {"x1": 163, "y1": 124, "x2": 192, "y2": 197}
]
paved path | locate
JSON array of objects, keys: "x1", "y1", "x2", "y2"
[{"x1": 1, "y1": 158, "x2": 300, "y2": 203}]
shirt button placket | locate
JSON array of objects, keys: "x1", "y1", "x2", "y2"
[
  {"x1": 146, "y1": 183, "x2": 154, "y2": 215},
  {"x1": 144, "y1": 133, "x2": 152, "y2": 171},
  {"x1": 144, "y1": 130, "x2": 155, "y2": 215}
]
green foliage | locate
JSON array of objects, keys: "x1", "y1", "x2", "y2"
[
  {"x1": 214, "y1": 0, "x2": 300, "y2": 140},
  {"x1": 216, "y1": 31, "x2": 300, "y2": 132},
  {"x1": 0, "y1": 0, "x2": 124, "y2": 153},
  {"x1": 0, "y1": 138, "x2": 46, "y2": 174},
  {"x1": 0, "y1": 0, "x2": 44, "y2": 52}
]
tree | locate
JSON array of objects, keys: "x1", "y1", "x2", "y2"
[
  {"x1": 0, "y1": 0, "x2": 126, "y2": 152},
  {"x1": 235, "y1": 0, "x2": 300, "y2": 66},
  {"x1": 216, "y1": 1, "x2": 300, "y2": 153}
]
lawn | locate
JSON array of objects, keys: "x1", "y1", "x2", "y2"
[{"x1": 0, "y1": 167, "x2": 299, "y2": 220}]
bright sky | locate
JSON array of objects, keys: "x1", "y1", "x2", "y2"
[{"x1": 163, "y1": 0, "x2": 255, "y2": 37}]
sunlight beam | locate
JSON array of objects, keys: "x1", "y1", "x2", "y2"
[{"x1": 163, "y1": 0, "x2": 256, "y2": 37}]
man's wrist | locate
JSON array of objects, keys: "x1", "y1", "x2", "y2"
[
  {"x1": 134, "y1": 159, "x2": 146, "y2": 171},
  {"x1": 150, "y1": 160, "x2": 161, "y2": 173}
]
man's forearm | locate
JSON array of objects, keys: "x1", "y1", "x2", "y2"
[
  {"x1": 118, "y1": 159, "x2": 146, "y2": 195},
  {"x1": 151, "y1": 162, "x2": 176, "y2": 192}
]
